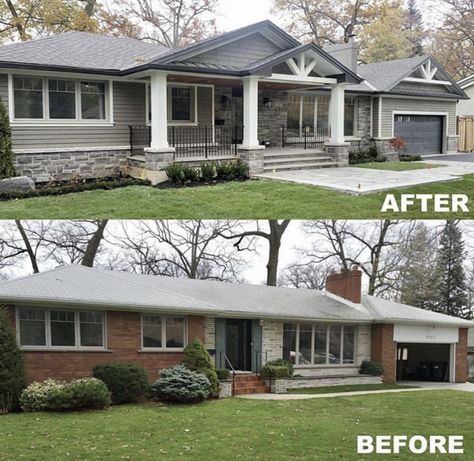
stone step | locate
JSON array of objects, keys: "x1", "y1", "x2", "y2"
[
  {"x1": 264, "y1": 156, "x2": 333, "y2": 167},
  {"x1": 264, "y1": 151, "x2": 325, "y2": 160},
  {"x1": 263, "y1": 161, "x2": 338, "y2": 172}
]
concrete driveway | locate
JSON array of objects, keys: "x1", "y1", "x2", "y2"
[{"x1": 257, "y1": 157, "x2": 474, "y2": 194}]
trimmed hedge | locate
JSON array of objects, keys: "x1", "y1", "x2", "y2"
[
  {"x1": 349, "y1": 146, "x2": 386, "y2": 165},
  {"x1": 265, "y1": 359, "x2": 294, "y2": 377},
  {"x1": 399, "y1": 154, "x2": 422, "y2": 162},
  {"x1": 260, "y1": 365, "x2": 290, "y2": 378},
  {"x1": 359, "y1": 360, "x2": 384, "y2": 376},
  {"x1": 20, "y1": 378, "x2": 111, "y2": 412},
  {"x1": 151, "y1": 365, "x2": 211, "y2": 403},
  {"x1": 215, "y1": 368, "x2": 230, "y2": 381},
  {"x1": 93, "y1": 363, "x2": 150, "y2": 404},
  {"x1": 0, "y1": 177, "x2": 151, "y2": 201}
]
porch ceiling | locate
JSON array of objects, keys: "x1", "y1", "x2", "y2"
[{"x1": 167, "y1": 74, "x2": 323, "y2": 91}]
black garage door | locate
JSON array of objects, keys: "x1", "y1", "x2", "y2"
[
  {"x1": 394, "y1": 114, "x2": 443, "y2": 155},
  {"x1": 397, "y1": 343, "x2": 450, "y2": 382}
]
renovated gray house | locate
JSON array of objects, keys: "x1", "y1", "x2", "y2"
[
  {"x1": 0, "y1": 20, "x2": 467, "y2": 182},
  {"x1": 457, "y1": 75, "x2": 474, "y2": 115}
]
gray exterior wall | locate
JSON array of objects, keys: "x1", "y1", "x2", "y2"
[
  {"x1": 0, "y1": 74, "x2": 147, "y2": 151},
  {"x1": 372, "y1": 97, "x2": 379, "y2": 138},
  {"x1": 458, "y1": 86, "x2": 474, "y2": 115},
  {"x1": 258, "y1": 89, "x2": 288, "y2": 147},
  {"x1": 380, "y1": 96, "x2": 457, "y2": 138},
  {"x1": 355, "y1": 96, "x2": 371, "y2": 138},
  {"x1": 181, "y1": 33, "x2": 282, "y2": 69}
]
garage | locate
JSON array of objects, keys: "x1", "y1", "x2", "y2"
[
  {"x1": 394, "y1": 114, "x2": 444, "y2": 155},
  {"x1": 397, "y1": 343, "x2": 451, "y2": 382}
]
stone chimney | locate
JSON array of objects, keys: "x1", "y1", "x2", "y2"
[
  {"x1": 325, "y1": 266, "x2": 362, "y2": 304},
  {"x1": 323, "y1": 37, "x2": 359, "y2": 73}
]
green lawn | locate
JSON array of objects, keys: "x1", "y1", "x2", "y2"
[
  {"x1": 356, "y1": 162, "x2": 445, "y2": 171},
  {"x1": 0, "y1": 391, "x2": 472, "y2": 460},
  {"x1": 0, "y1": 174, "x2": 473, "y2": 219},
  {"x1": 286, "y1": 383, "x2": 418, "y2": 394}
]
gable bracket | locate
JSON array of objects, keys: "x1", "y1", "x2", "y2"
[{"x1": 286, "y1": 53, "x2": 319, "y2": 77}]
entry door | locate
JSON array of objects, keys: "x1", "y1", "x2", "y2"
[
  {"x1": 394, "y1": 114, "x2": 443, "y2": 155},
  {"x1": 226, "y1": 319, "x2": 252, "y2": 371}
]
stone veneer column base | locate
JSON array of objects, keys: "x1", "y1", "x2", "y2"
[
  {"x1": 324, "y1": 143, "x2": 350, "y2": 167},
  {"x1": 127, "y1": 147, "x2": 175, "y2": 185},
  {"x1": 238, "y1": 147, "x2": 265, "y2": 176},
  {"x1": 447, "y1": 134, "x2": 460, "y2": 154}
]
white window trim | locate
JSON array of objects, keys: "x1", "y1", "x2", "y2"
[
  {"x1": 15, "y1": 306, "x2": 107, "y2": 351},
  {"x1": 288, "y1": 323, "x2": 357, "y2": 367},
  {"x1": 140, "y1": 313, "x2": 187, "y2": 352},
  {"x1": 8, "y1": 73, "x2": 114, "y2": 127}
]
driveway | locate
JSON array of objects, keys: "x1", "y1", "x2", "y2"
[
  {"x1": 424, "y1": 153, "x2": 474, "y2": 163},
  {"x1": 257, "y1": 158, "x2": 474, "y2": 194}
]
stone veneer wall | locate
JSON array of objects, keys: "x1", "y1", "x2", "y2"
[
  {"x1": 262, "y1": 320, "x2": 283, "y2": 362},
  {"x1": 355, "y1": 96, "x2": 372, "y2": 139},
  {"x1": 14, "y1": 148, "x2": 130, "y2": 183},
  {"x1": 258, "y1": 90, "x2": 288, "y2": 148},
  {"x1": 204, "y1": 317, "x2": 216, "y2": 350}
]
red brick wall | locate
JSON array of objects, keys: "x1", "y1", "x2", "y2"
[
  {"x1": 456, "y1": 328, "x2": 468, "y2": 383},
  {"x1": 370, "y1": 324, "x2": 396, "y2": 384},
  {"x1": 6, "y1": 306, "x2": 205, "y2": 383},
  {"x1": 325, "y1": 267, "x2": 362, "y2": 304}
]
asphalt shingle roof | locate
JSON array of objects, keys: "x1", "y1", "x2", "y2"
[
  {"x1": 0, "y1": 31, "x2": 168, "y2": 72},
  {"x1": 0, "y1": 265, "x2": 472, "y2": 327}
]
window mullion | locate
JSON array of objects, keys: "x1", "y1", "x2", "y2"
[
  {"x1": 325, "y1": 325, "x2": 330, "y2": 365},
  {"x1": 46, "y1": 309, "x2": 51, "y2": 347},
  {"x1": 310, "y1": 324, "x2": 315, "y2": 365},
  {"x1": 43, "y1": 78, "x2": 48, "y2": 120},
  {"x1": 162, "y1": 316, "x2": 166, "y2": 350},
  {"x1": 75, "y1": 312, "x2": 80, "y2": 348},
  {"x1": 295, "y1": 324, "x2": 300, "y2": 366}
]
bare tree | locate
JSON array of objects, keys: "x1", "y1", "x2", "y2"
[
  {"x1": 300, "y1": 220, "x2": 415, "y2": 297},
  {"x1": 221, "y1": 220, "x2": 291, "y2": 286},
  {"x1": 115, "y1": 220, "x2": 245, "y2": 281},
  {"x1": 279, "y1": 261, "x2": 333, "y2": 290},
  {"x1": 113, "y1": 0, "x2": 219, "y2": 47}
]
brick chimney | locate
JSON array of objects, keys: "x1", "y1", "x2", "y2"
[{"x1": 325, "y1": 266, "x2": 362, "y2": 304}]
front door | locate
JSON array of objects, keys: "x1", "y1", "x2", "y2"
[{"x1": 226, "y1": 319, "x2": 252, "y2": 371}]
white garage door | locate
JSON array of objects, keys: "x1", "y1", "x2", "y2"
[{"x1": 394, "y1": 324, "x2": 459, "y2": 343}]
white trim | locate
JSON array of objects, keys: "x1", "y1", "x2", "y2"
[
  {"x1": 16, "y1": 306, "x2": 106, "y2": 351},
  {"x1": 450, "y1": 343, "x2": 456, "y2": 383},
  {"x1": 370, "y1": 97, "x2": 374, "y2": 137},
  {"x1": 403, "y1": 77, "x2": 452, "y2": 86},
  {"x1": 261, "y1": 74, "x2": 338, "y2": 85},
  {"x1": 378, "y1": 96, "x2": 382, "y2": 138},
  {"x1": 140, "y1": 313, "x2": 187, "y2": 352}
]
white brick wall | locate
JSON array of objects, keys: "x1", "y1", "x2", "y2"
[
  {"x1": 357, "y1": 324, "x2": 371, "y2": 365},
  {"x1": 262, "y1": 320, "x2": 283, "y2": 362},
  {"x1": 204, "y1": 317, "x2": 215, "y2": 349}
]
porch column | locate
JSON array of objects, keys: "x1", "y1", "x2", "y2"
[
  {"x1": 149, "y1": 71, "x2": 173, "y2": 151},
  {"x1": 242, "y1": 76, "x2": 261, "y2": 149},
  {"x1": 328, "y1": 83, "x2": 347, "y2": 144}
]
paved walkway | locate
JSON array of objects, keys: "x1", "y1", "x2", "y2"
[
  {"x1": 256, "y1": 155, "x2": 474, "y2": 194},
  {"x1": 237, "y1": 382, "x2": 474, "y2": 400}
]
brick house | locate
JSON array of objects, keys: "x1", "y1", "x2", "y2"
[
  {"x1": 0, "y1": 20, "x2": 467, "y2": 183},
  {"x1": 0, "y1": 265, "x2": 472, "y2": 392}
]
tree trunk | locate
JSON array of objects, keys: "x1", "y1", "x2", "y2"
[
  {"x1": 266, "y1": 220, "x2": 290, "y2": 286},
  {"x1": 15, "y1": 220, "x2": 39, "y2": 273},
  {"x1": 4, "y1": 0, "x2": 28, "y2": 41},
  {"x1": 82, "y1": 220, "x2": 108, "y2": 267}
]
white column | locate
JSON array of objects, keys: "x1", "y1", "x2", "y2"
[
  {"x1": 329, "y1": 83, "x2": 347, "y2": 144},
  {"x1": 242, "y1": 76, "x2": 261, "y2": 149},
  {"x1": 149, "y1": 71, "x2": 173, "y2": 151}
]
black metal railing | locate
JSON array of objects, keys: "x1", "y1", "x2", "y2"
[
  {"x1": 216, "y1": 352, "x2": 237, "y2": 396},
  {"x1": 282, "y1": 124, "x2": 330, "y2": 149},
  {"x1": 129, "y1": 125, "x2": 243, "y2": 159}
]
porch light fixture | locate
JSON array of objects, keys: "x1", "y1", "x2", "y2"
[
  {"x1": 259, "y1": 319, "x2": 264, "y2": 327},
  {"x1": 220, "y1": 95, "x2": 230, "y2": 110},
  {"x1": 263, "y1": 97, "x2": 273, "y2": 109}
]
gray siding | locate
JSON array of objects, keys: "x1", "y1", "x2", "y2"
[
  {"x1": 372, "y1": 97, "x2": 379, "y2": 138},
  {"x1": 182, "y1": 33, "x2": 282, "y2": 69},
  {"x1": 380, "y1": 97, "x2": 457, "y2": 137},
  {"x1": 197, "y1": 86, "x2": 213, "y2": 126},
  {"x1": 0, "y1": 74, "x2": 147, "y2": 151},
  {"x1": 458, "y1": 86, "x2": 474, "y2": 115}
]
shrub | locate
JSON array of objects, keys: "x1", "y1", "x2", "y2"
[
  {"x1": 215, "y1": 368, "x2": 230, "y2": 381},
  {"x1": 165, "y1": 163, "x2": 185, "y2": 184},
  {"x1": 349, "y1": 146, "x2": 385, "y2": 165},
  {"x1": 93, "y1": 363, "x2": 149, "y2": 404},
  {"x1": 0, "y1": 307, "x2": 25, "y2": 414},
  {"x1": 182, "y1": 164, "x2": 200, "y2": 182},
  {"x1": 181, "y1": 338, "x2": 219, "y2": 398},
  {"x1": 21, "y1": 378, "x2": 110, "y2": 412},
  {"x1": 399, "y1": 154, "x2": 422, "y2": 162},
  {"x1": 151, "y1": 365, "x2": 211, "y2": 403},
  {"x1": 215, "y1": 161, "x2": 236, "y2": 180},
  {"x1": 233, "y1": 159, "x2": 249, "y2": 179},
  {"x1": 200, "y1": 162, "x2": 216, "y2": 181},
  {"x1": 265, "y1": 359, "x2": 294, "y2": 377},
  {"x1": 0, "y1": 98, "x2": 14, "y2": 179},
  {"x1": 260, "y1": 365, "x2": 290, "y2": 378},
  {"x1": 389, "y1": 136, "x2": 406, "y2": 152},
  {"x1": 359, "y1": 360, "x2": 384, "y2": 376}
]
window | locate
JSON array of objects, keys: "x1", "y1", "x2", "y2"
[
  {"x1": 81, "y1": 81, "x2": 106, "y2": 119},
  {"x1": 344, "y1": 97, "x2": 355, "y2": 136},
  {"x1": 17, "y1": 307, "x2": 105, "y2": 349},
  {"x1": 48, "y1": 79, "x2": 76, "y2": 119},
  {"x1": 12, "y1": 75, "x2": 109, "y2": 122},
  {"x1": 18, "y1": 308, "x2": 46, "y2": 346},
  {"x1": 142, "y1": 315, "x2": 186, "y2": 350},
  {"x1": 13, "y1": 77, "x2": 43, "y2": 119},
  {"x1": 282, "y1": 323, "x2": 356, "y2": 366},
  {"x1": 168, "y1": 86, "x2": 195, "y2": 123}
]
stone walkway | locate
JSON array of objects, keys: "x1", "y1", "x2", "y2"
[
  {"x1": 237, "y1": 382, "x2": 474, "y2": 400},
  {"x1": 256, "y1": 156, "x2": 474, "y2": 194}
]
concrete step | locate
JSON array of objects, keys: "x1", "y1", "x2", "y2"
[
  {"x1": 264, "y1": 156, "x2": 333, "y2": 167},
  {"x1": 234, "y1": 386, "x2": 270, "y2": 396},
  {"x1": 263, "y1": 161, "x2": 338, "y2": 172},
  {"x1": 234, "y1": 381, "x2": 268, "y2": 389},
  {"x1": 264, "y1": 151, "x2": 325, "y2": 160}
]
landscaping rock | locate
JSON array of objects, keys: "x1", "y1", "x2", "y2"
[{"x1": 0, "y1": 176, "x2": 35, "y2": 193}]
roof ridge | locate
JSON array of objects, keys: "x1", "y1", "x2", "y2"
[{"x1": 0, "y1": 264, "x2": 72, "y2": 286}]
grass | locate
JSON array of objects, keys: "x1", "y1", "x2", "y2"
[
  {"x1": 286, "y1": 383, "x2": 418, "y2": 394},
  {"x1": 0, "y1": 174, "x2": 473, "y2": 219},
  {"x1": 355, "y1": 162, "x2": 445, "y2": 171},
  {"x1": 0, "y1": 391, "x2": 472, "y2": 460}
]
